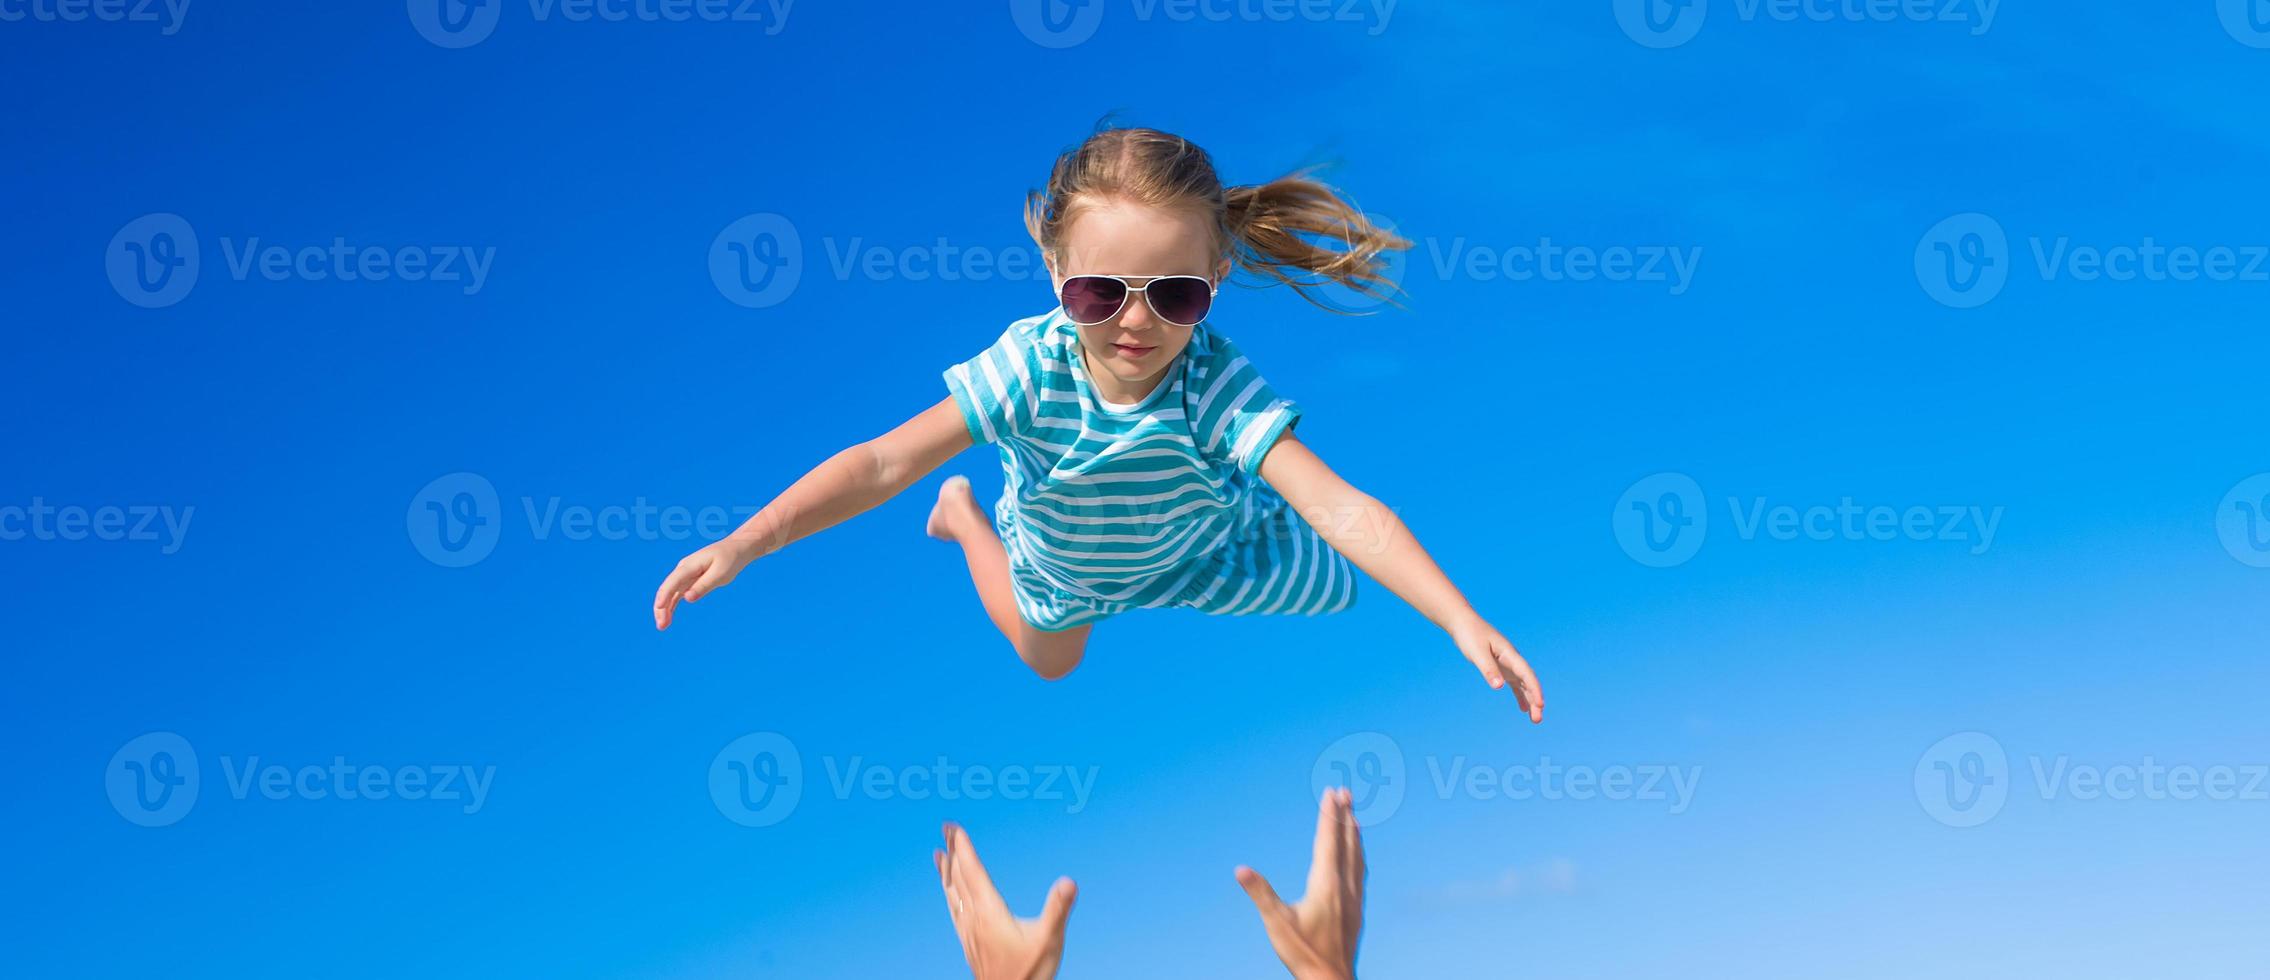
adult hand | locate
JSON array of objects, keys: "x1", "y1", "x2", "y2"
[
  {"x1": 1235, "y1": 788, "x2": 1366, "y2": 980},
  {"x1": 934, "y1": 822, "x2": 1077, "y2": 980}
]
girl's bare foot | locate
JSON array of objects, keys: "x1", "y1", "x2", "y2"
[{"x1": 927, "y1": 475, "x2": 982, "y2": 542}]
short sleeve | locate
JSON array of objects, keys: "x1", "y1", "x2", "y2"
[
  {"x1": 944, "y1": 318, "x2": 1047, "y2": 445},
  {"x1": 1188, "y1": 332, "x2": 1301, "y2": 476}
]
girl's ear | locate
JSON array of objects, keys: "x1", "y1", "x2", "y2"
[
  {"x1": 1214, "y1": 257, "x2": 1232, "y2": 285},
  {"x1": 1044, "y1": 249, "x2": 1062, "y2": 292}
]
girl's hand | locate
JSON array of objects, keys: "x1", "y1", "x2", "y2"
[
  {"x1": 935, "y1": 822, "x2": 1077, "y2": 980},
  {"x1": 1449, "y1": 617, "x2": 1544, "y2": 723},
  {"x1": 652, "y1": 539, "x2": 754, "y2": 631}
]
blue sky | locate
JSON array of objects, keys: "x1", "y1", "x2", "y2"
[{"x1": 5, "y1": 2, "x2": 2268, "y2": 977}]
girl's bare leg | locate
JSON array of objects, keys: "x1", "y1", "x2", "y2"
[{"x1": 928, "y1": 477, "x2": 1090, "y2": 679}]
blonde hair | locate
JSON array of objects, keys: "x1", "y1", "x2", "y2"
[{"x1": 1024, "y1": 127, "x2": 1410, "y2": 312}]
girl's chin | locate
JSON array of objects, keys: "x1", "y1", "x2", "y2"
[{"x1": 1104, "y1": 360, "x2": 1164, "y2": 383}]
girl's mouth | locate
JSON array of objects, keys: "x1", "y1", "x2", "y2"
[{"x1": 1112, "y1": 343, "x2": 1156, "y2": 358}]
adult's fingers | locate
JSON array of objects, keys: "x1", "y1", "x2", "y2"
[
  {"x1": 1339, "y1": 788, "x2": 1364, "y2": 896},
  {"x1": 1309, "y1": 788, "x2": 1345, "y2": 894},
  {"x1": 945, "y1": 822, "x2": 1008, "y2": 913},
  {"x1": 1038, "y1": 877, "x2": 1078, "y2": 935},
  {"x1": 1235, "y1": 865, "x2": 1288, "y2": 919},
  {"x1": 935, "y1": 850, "x2": 963, "y2": 927}
]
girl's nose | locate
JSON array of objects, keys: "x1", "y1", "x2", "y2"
[{"x1": 1117, "y1": 291, "x2": 1155, "y2": 330}]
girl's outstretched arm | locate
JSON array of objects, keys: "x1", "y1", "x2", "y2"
[
  {"x1": 652, "y1": 396, "x2": 974, "y2": 630},
  {"x1": 1256, "y1": 430, "x2": 1544, "y2": 723}
]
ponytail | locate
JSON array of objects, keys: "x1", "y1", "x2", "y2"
[{"x1": 1224, "y1": 172, "x2": 1409, "y2": 311}]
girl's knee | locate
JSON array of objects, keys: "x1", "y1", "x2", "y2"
[{"x1": 1014, "y1": 629, "x2": 1088, "y2": 681}]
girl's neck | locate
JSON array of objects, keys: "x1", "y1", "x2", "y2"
[{"x1": 1080, "y1": 347, "x2": 1168, "y2": 408}]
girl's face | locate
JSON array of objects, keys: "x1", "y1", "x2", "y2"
[{"x1": 1048, "y1": 197, "x2": 1231, "y2": 394}]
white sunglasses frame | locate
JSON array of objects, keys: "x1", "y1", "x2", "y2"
[{"x1": 1056, "y1": 274, "x2": 1219, "y2": 327}]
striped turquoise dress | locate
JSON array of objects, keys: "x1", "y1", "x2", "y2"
[{"x1": 944, "y1": 309, "x2": 1358, "y2": 631}]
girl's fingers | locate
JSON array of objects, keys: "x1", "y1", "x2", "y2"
[
  {"x1": 655, "y1": 558, "x2": 700, "y2": 606},
  {"x1": 1492, "y1": 639, "x2": 1544, "y2": 723},
  {"x1": 1468, "y1": 642, "x2": 1506, "y2": 689},
  {"x1": 685, "y1": 559, "x2": 732, "y2": 603},
  {"x1": 652, "y1": 561, "x2": 702, "y2": 629}
]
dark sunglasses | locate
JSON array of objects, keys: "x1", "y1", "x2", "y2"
[{"x1": 1058, "y1": 274, "x2": 1216, "y2": 327}]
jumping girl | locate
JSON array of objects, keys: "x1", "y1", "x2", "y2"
[{"x1": 651, "y1": 127, "x2": 1543, "y2": 722}]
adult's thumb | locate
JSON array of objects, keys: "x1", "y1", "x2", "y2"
[
  {"x1": 1041, "y1": 877, "x2": 1078, "y2": 930},
  {"x1": 1235, "y1": 866, "x2": 1285, "y2": 914}
]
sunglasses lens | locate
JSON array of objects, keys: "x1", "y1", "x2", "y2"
[
  {"x1": 1146, "y1": 277, "x2": 1213, "y2": 325},
  {"x1": 1060, "y1": 276, "x2": 1127, "y2": 324}
]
